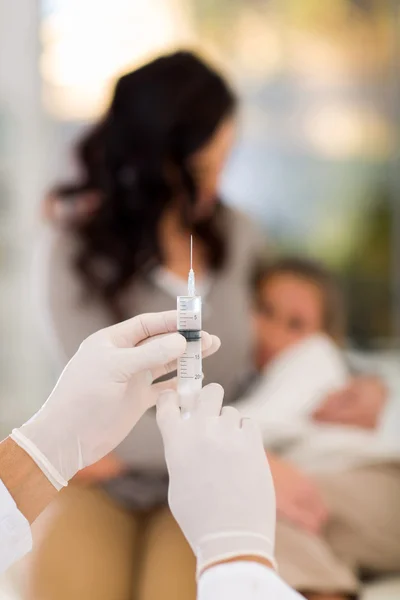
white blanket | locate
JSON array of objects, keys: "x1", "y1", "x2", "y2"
[{"x1": 237, "y1": 335, "x2": 400, "y2": 473}]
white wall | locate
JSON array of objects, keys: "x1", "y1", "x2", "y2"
[{"x1": 0, "y1": 0, "x2": 53, "y2": 435}]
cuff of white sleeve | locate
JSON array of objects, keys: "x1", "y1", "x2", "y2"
[
  {"x1": 198, "y1": 562, "x2": 300, "y2": 600},
  {"x1": 10, "y1": 430, "x2": 68, "y2": 491},
  {"x1": 196, "y1": 531, "x2": 276, "y2": 579},
  {"x1": 0, "y1": 479, "x2": 32, "y2": 572}
]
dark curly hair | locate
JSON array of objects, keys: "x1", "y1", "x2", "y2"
[{"x1": 52, "y1": 51, "x2": 237, "y2": 319}]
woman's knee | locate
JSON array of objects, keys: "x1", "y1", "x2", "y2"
[{"x1": 29, "y1": 485, "x2": 138, "y2": 600}]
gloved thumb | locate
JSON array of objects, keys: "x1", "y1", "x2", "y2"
[
  {"x1": 156, "y1": 389, "x2": 181, "y2": 437},
  {"x1": 112, "y1": 332, "x2": 186, "y2": 380}
]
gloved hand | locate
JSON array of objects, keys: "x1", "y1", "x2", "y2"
[
  {"x1": 157, "y1": 384, "x2": 276, "y2": 577},
  {"x1": 11, "y1": 311, "x2": 220, "y2": 490}
]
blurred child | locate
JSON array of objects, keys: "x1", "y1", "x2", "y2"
[
  {"x1": 237, "y1": 257, "x2": 400, "y2": 600},
  {"x1": 252, "y1": 257, "x2": 345, "y2": 369}
]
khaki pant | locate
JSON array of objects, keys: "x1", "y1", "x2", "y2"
[
  {"x1": 276, "y1": 463, "x2": 400, "y2": 595},
  {"x1": 29, "y1": 464, "x2": 400, "y2": 599},
  {"x1": 29, "y1": 486, "x2": 196, "y2": 600}
]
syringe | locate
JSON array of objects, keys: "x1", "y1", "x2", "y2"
[{"x1": 177, "y1": 236, "x2": 202, "y2": 412}]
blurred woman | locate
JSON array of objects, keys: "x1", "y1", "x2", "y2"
[{"x1": 32, "y1": 51, "x2": 265, "y2": 600}]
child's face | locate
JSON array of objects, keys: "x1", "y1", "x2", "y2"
[{"x1": 254, "y1": 273, "x2": 325, "y2": 367}]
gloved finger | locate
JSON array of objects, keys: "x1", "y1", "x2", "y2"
[
  {"x1": 241, "y1": 418, "x2": 265, "y2": 451},
  {"x1": 195, "y1": 383, "x2": 224, "y2": 417},
  {"x1": 241, "y1": 417, "x2": 257, "y2": 432},
  {"x1": 113, "y1": 332, "x2": 186, "y2": 379},
  {"x1": 150, "y1": 330, "x2": 210, "y2": 380},
  {"x1": 152, "y1": 376, "x2": 178, "y2": 394},
  {"x1": 241, "y1": 417, "x2": 263, "y2": 437},
  {"x1": 142, "y1": 377, "x2": 179, "y2": 411},
  {"x1": 156, "y1": 389, "x2": 181, "y2": 436},
  {"x1": 150, "y1": 333, "x2": 220, "y2": 381},
  {"x1": 201, "y1": 334, "x2": 221, "y2": 359},
  {"x1": 105, "y1": 311, "x2": 178, "y2": 348},
  {"x1": 220, "y1": 406, "x2": 242, "y2": 428}
]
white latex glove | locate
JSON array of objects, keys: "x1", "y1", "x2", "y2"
[
  {"x1": 157, "y1": 385, "x2": 276, "y2": 577},
  {"x1": 11, "y1": 311, "x2": 220, "y2": 489}
]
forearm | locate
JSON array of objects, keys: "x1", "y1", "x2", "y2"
[{"x1": 0, "y1": 437, "x2": 57, "y2": 523}]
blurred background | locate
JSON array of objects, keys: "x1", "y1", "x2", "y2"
[{"x1": 0, "y1": 0, "x2": 399, "y2": 435}]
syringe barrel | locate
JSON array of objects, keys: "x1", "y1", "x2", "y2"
[
  {"x1": 177, "y1": 295, "x2": 202, "y2": 402},
  {"x1": 177, "y1": 295, "x2": 202, "y2": 331}
]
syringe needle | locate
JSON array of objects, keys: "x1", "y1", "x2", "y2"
[{"x1": 188, "y1": 234, "x2": 195, "y2": 296}]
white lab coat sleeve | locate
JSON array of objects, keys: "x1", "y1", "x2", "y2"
[
  {"x1": 0, "y1": 480, "x2": 32, "y2": 574},
  {"x1": 198, "y1": 562, "x2": 303, "y2": 600}
]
